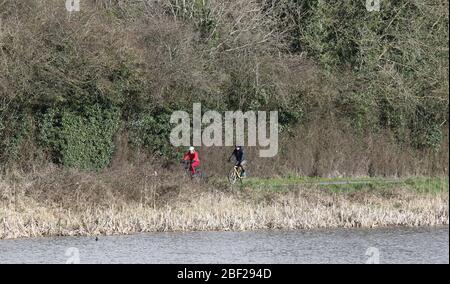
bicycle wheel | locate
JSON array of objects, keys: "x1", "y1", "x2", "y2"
[
  {"x1": 192, "y1": 170, "x2": 203, "y2": 179},
  {"x1": 228, "y1": 167, "x2": 238, "y2": 184},
  {"x1": 184, "y1": 167, "x2": 192, "y2": 178}
]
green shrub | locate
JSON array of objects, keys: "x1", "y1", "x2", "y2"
[
  {"x1": 128, "y1": 111, "x2": 175, "y2": 159},
  {"x1": 335, "y1": 91, "x2": 378, "y2": 133},
  {"x1": 38, "y1": 104, "x2": 121, "y2": 170},
  {"x1": 410, "y1": 104, "x2": 445, "y2": 150}
]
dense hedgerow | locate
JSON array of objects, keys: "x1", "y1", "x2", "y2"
[
  {"x1": 38, "y1": 102, "x2": 121, "y2": 170},
  {"x1": 0, "y1": 0, "x2": 448, "y2": 173}
]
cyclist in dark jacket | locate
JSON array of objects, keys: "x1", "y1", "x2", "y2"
[{"x1": 228, "y1": 145, "x2": 246, "y2": 177}]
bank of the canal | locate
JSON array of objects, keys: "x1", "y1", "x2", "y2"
[{"x1": 0, "y1": 172, "x2": 448, "y2": 239}]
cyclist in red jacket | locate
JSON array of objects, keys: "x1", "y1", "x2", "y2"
[{"x1": 183, "y1": 146, "x2": 200, "y2": 176}]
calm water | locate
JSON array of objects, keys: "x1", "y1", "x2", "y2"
[{"x1": 0, "y1": 226, "x2": 448, "y2": 264}]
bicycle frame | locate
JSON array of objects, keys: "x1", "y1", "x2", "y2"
[
  {"x1": 182, "y1": 160, "x2": 202, "y2": 179},
  {"x1": 234, "y1": 165, "x2": 243, "y2": 179},
  {"x1": 228, "y1": 164, "x2": 244, "y2": 185}
]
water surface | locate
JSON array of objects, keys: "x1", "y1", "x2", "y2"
[{"x1": 0, "y1": 226, "x2": 448, "y2": 264}]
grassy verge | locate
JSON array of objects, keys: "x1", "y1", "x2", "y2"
[
  {"x1": 0, "y1": 166, "x2": 448, "y2": 239},
  {"x1": 221, "y1": 176, "x2": 448, "y2": 193}
]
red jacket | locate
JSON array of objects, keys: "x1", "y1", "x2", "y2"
[{"x1": 183, "y1": 151, "x2": 200, "y2": 163}]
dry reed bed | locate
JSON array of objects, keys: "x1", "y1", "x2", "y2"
[{"x1": 0, "y1": 168, "x2": 448, "y2": 239}]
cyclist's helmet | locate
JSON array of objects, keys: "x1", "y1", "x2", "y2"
[{"x1": 189, "y1": 146, "x2": 195, "y2": 153}]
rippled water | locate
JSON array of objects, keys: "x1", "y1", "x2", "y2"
[{"x1": 0, "y1": 226, "x2": 448, "y2": 264}]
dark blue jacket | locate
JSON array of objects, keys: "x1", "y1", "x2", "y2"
[{"x1": 231, "y1": 148, "x2": 245, "y2": 162}]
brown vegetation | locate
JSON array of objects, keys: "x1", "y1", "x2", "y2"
[{"x1": 0, "y1": 164, "x2": 447, "y2": 239}]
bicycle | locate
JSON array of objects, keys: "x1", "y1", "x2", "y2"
[
  {"x1": 181, "y1": 160, "x2": 203, "y2": 180},
  {"x1": 228, "y1": 164, "x2": 245, "y2": 185}
]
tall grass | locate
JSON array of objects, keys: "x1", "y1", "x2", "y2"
[{"x1": 0, "y1": 165, "x2": 447, "y2": 239}]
